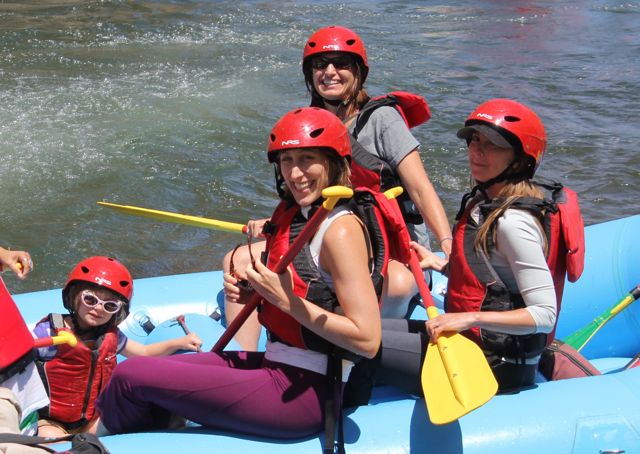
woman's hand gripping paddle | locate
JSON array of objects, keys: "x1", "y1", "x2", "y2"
[
  {"x1": 383, "y1": 186, "x2": 498, "y2": 425},
  {"x1": 97, "y1": 201, "x2": 248, "y2": 234},
  {"x1": 212, "y1": 186, "x2": 354, "y2": 353},
  {"x1": 408, "y1": 253, "x2": 497, "y2": 424},
  {"x1": 563, "y1": 284, "x2": 640, "y2": 352}
]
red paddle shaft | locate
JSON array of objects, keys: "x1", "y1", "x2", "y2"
[
  {"x1": 212, "y1": 187, "x2": 352, "y2": 353},
  {"x1": 407, "y1": 250, "x2": 437, "y2": 312}
]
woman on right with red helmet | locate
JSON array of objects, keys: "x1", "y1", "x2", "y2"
[{"x1": 376, "y1": 99, "x2": 584, "y2": 393}]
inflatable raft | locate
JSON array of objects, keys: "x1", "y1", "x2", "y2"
[{"x1": 14, "y1": 214, "x2": 640, "y2": 454}]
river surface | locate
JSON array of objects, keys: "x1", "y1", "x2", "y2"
[{"x1": 1, "y1": 0, "x2": 638, "y2": 294}]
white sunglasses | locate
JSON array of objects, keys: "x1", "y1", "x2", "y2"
[{"x1": 79, "y1": 290, "x2": 123, "y2": 314}]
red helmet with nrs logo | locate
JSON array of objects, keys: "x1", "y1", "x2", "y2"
[
  {"x1": 457, "y1": 99, "x2": 547, "y2": 178},
  {"x1": 267, "y1": 107, "x2": 351, "y2": 162},
  {"x1": 303, "y1": 26, "x2": 369, "y2": 81},
  {"x1": 62, "y1": 256, "x2": 133, "y2": 323}
]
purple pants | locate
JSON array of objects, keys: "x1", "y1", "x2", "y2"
[{"x1": 96, "y1": 351, "x2": 327, "y2": 439}]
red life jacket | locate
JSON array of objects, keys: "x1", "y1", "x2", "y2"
[
  {"x1": 349, "y1": 92, "x2": 431, "y2": 225},
  {"x1": 0, "y1": 277, "x2": 36, "y2": 382},
  {"x1": 36, "y1": 314, "x2": 119, "y2": 427},
  {"x1": 258, "y1": 188, "x2": 411, "y2": 357},
  {"x1": 445, "y1": 182, "x2": 585, "y2": 362}
]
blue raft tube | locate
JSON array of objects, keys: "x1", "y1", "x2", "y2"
[{"x1": 13, "y1": 214, "x2": 640, "y2": 454}]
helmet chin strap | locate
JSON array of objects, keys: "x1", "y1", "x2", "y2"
[{"x1": 323, "y1": 98, "x2": 343, "y2": 107}]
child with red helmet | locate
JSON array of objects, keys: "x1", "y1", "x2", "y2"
[{"x1": 32, "y1": 256, "x2": 202, "y2": 438}]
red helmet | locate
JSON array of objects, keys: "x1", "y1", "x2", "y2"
[
  {"x1": 303, "y1": 26, "x2": 368, "y2": 81},
  {"x1": 267, "y1": 107, "x2": 351, "y2": 162},
  {"x1": 458, "y1": 99, "x2": 546, "y2": 177},
  {"x1": 63, "y1": 256, "x2": 133, "y2": 322}
]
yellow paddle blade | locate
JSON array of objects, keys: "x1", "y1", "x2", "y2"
[
  {"x1": 422, "y1": 331, "x2": 498, "y2": 425},
  {"x1": 97, "y1": 202, "x2": 247, "y2": 234}
]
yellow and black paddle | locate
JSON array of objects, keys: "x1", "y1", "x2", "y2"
[
  {"x1": 563, "y1": 284, "x2": 640, "y2": 352},
  {"x1": 97, "y1": 201, "x2": 248, "y2": 234}
]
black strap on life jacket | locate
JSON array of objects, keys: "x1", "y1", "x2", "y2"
[
  {"x1": 347, "y1": 191, "x2": 387, "y2": 296},
  {"x1": 349, "y1": 136, "x2": 399, "y2": 191},
  {"x1": 352, "y1": 96, "x2": 399, "y2": 141},
  {"x1": 323, "y1": 349, "x2": 345, "y2": 454},
  {"x1": 35, "y1": 313, "x2": 67, "y2": 418},
  {"x1": 0, "y1": 349, "x2": 36, "y2": 383},
  {"x1": 0, "y1": 432, "x2": 109, "y2": 453}
]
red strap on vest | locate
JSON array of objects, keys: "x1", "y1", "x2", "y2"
[{"x1": 557, "y1": 187, "x2": 584, "y2": 282}]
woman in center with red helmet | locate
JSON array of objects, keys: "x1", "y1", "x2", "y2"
[
  {"x1": 375, "y1": 99, "x2": 584, "y2": 393},
  {"x1": 94, "y1": 108, "x2": 382, "y2": 440}
]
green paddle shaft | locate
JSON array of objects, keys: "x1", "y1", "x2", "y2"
[{"x1": 563, "y1": 284, "x2": 640, "y2": 352}]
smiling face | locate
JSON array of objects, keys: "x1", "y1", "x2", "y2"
[
  {"x1": 72, "y1": 284, "x2": 123, "y2": 331},
  {"x1": 310, "y1": 52, "x2": 357, "y2": 103},
  {"x1": 467, "y1": 131, "x2": 515, "y2": 193},
  {"x1": 277, "y1": 148, "x2": 330, "y2": 207}
]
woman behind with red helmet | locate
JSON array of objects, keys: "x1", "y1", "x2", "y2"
[
  {"x1": 95, "y1": 108, "x2": 381, "y2": 440},
  {"x1": 33, "y1": 256, "x2": 202, "y2": 438}
]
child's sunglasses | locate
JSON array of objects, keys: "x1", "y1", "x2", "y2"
[
  {"x1": 310, "y1": 55, "x2": 354, "y2": 70},
  {"x1": 80, "y1": 290, "x2": 123, "y2": 314}
]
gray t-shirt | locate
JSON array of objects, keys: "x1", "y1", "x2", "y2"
[{"x1": 348, "y1": 105, "x2": 430, "y2": 247}]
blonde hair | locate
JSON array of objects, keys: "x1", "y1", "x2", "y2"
[{"x1": 474, "y1": 179, "x2": 547, "y2": 256}]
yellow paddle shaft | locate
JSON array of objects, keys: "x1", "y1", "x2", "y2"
[{"x1": 97, "y1": 202, "x2": 247, "y2": 234}]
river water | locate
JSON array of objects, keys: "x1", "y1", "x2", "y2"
[{"x1": 1, "y1": 0, "x2": 638, "y2": 294}]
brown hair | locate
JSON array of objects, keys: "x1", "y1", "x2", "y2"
[
  {"x1": 275, "y1": 149, "x2": 351, "y2": 200},
  {"x1": 303, "y1": 56, "x2": 370, "y2": 119}
]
